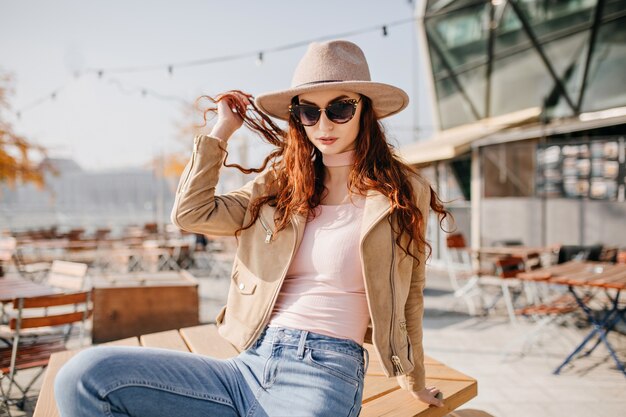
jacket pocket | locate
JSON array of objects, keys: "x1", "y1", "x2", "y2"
[{"x1": 233, "y1": 270, "x2": 257, "y2": 295}]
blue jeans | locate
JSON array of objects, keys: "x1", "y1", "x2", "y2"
[{"x1": 55, "y1": 327, "x2": 368, "y2": 417}]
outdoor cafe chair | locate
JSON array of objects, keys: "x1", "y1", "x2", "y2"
[
  {"x1": 499, "y1": 244, "x2": 610, "y2": 358},
  {"x1": 479, "y1": 255, "x2": 532, "y2": 324},
  {"x1": 44, "y1": 260, "x2": 89, "y2": 291},
  {"x1": 444, "y1": 234, "x2": 484, "y2": 316},
  {"x1": 502, "y1": 291, "x2": 593, "y2": 360},
  {"x1": 0, "y1": 291, "x2": 92, "y2": 413},
  {"x1": 557, "y1": 244, "x2": 603, "y2": 264},
  {"x1": 0, "y1": 237, "x2": 50, "y2": 282}
]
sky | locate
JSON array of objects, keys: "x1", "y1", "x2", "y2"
[{"x1": 1, "y1": 0, "x2": 435, "y2": 171}]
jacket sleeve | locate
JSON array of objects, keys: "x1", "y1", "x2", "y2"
[
  {"x1": 397, "y1": 184, "x2": 430, "y2": 392},
  {"x1": 170, "y1": 134, "x2": 255, "y2": 236}
]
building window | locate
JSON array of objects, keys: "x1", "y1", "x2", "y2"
[
  {"x1": 483, "y1": 141, "x2": 536, "y2": 197},
  {"x1": 536, "y1": 135, "x2": 625, "y2": 200}
]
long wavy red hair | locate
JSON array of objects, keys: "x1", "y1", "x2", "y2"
[{"x1": 202, "y1": 91, "x2": 449, "y2": 263}]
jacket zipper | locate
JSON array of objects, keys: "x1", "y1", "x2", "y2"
[
  {"x1": 258, "y1": 215, "x2": 273, "y2": 244},
  {"x1": 243, "y1": 217, "x2": 300, "y2": 349},
  {"x1": 389, "y1": 226, "x2": 404, "y2": 375}
]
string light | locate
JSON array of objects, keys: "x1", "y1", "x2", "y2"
[{"x1": 10, "y1": 15, "x2": 418, "y2": 118}]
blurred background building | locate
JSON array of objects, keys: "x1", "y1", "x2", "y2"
[{"x1": 402, "y1": 0, "x2": 626, "y2": 259}]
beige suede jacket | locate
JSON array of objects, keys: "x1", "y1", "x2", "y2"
[{"x1": 171, "y1": 135, "x2": 431, "y2": 392}]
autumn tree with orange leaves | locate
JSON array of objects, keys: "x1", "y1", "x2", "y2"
[{"x1": 0, "y1": 72, "x2": 49, "y2": 188}]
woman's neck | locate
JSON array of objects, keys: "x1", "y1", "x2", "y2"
[
  {"x1": 322, "y1": 149, "x2": 355, "y2": 167},
  {"x1": 321, "y1": 150, "x2": 355, "y2": 205}
]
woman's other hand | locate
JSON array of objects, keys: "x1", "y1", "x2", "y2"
[
  {"x1": 411, "y1": 386, "x2": 444, "y2": 407},
  {"x1": 210, "y1": 91, "x2": 250, "y2": 141}
]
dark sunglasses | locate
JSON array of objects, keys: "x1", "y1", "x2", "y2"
[{"x1": 289, "y1": 98, "x2": 361, "y2": 126}]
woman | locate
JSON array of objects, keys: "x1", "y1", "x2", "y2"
[{"x1": 55, "y1": 40, "x2": 448, "y2": 417}]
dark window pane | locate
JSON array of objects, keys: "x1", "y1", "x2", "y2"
[
  {"x1": 491, "y1": 44, "x2": 551, "y2": 116},
  {"x1": 512, "y1": 0, "x2": 597, "y2": 39},
  {"x1": 544, "y1": 30, "x2": 591, "y2": 117},
  {"x1": 425, "y1": 2, "x2": 489, "y2": 71},
  {"x1": 426, "y1": 0, "x2": 485, "y2": 15},
  {"x1": 436, "y1": 76, "x2": 480, "y2": 127},
  {"x1": 435, "y1": 64, "x2": 487, "y2": 128}
]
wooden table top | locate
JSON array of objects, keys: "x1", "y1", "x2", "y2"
[
  {"x1": 0, "y1": 275, "x2": 57, "y2": 303},
  {"x1": 475, "y1": 245, "x2": 556, "y2": 258},
  {"x1": 518, "y1": 260, "x2": 626, "y2": 290},
  {"x1": 34, "y1": 324, "x2": 477, "y2": 417}
]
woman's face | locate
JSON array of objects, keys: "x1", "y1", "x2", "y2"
[{"x1": 296, "y1": 89, "x2": 362, "y2": 155}]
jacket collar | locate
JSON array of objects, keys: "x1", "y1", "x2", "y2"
[{"x1": 360, "y1": 189, "x2": 391, "y2": 242}]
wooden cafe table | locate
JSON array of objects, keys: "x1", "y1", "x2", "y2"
[
  {"x1": 0, "y1": 275, "x2": 57, "y2": 304},
  {"x1": 474, "y1": 245, "x2": 558, "y2": 270},
  {"x1": 518, "y1": 260, "x2": 626, "y2": 378},
  {"x1": 34, "y1": 324, "x2": 477, "y2": 417}
]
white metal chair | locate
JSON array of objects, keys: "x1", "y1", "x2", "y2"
[{"x1": 444, "y1": 234, "x2": 484, "y2": 316}]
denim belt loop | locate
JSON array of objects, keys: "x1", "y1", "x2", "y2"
[
  {"x1": 363, "y1": 348, "x2": 370, "y2": 375},
  {"x1": 297, "y1": 330, "x2": 308, "y2": 359}
]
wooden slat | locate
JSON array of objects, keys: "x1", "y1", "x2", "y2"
[
  {"x1": 362, "y1": 374, "x2": 401, "y2": 403},
  {"x1": 32, "y1": 350, "x2": 76, "y2": 417},
  {"x1": 179, "y1": 324, "x2": 239, "y2": 359},
  {"x1": 424, "y1": 363, "x2": 475, "y2": 382},
  {"x1": 139, "y1": 329, "x2": 191, "y2": 352},
  {"x1": 33, "y1": 338, "x2": 142, "y2": 417},
  {"x1": 19, "y1": 291, "x2": 89, "y2": 308},
  {"x1": 102, "y1": 337, "x2": 141, "y2": 346},
  {"x1": 363, "y1": 343, "x2": 386, "y2": 376},
  {"x1": 361, "y1": 378, "x2": 477, "y2": 417},
  {"x1": 12, "y1": 311, "x2": 91, "y2": 330}
]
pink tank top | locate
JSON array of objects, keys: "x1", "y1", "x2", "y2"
[{"x1": 269, "y1": 198, "x2": 370, "y2": 344}]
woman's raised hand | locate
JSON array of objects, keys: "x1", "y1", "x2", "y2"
[{"x1": 210, "y1": 91, "x2": 251, "y2": 142}]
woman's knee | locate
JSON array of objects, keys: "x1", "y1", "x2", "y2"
[{"x1": 55, "y1": 346, "x2": 137, "y2": 402}]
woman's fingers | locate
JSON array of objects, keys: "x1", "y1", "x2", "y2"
[{"x1": 412, "y1": 387, "x2": 444, "y2": 407}]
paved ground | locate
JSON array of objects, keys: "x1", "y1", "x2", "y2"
[
  {"x1": 4, "y1": 264, "x2": 625, "y2": 416},
  {"x1": 421, "y1": 267, "x2": 626, "y2": 417}
]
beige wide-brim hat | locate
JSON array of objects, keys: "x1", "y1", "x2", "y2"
[{"x1": 255, "y1": 40, "x2": 409, "y2": 121}]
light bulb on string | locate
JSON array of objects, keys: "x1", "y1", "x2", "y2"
[
  {"x1": 168, "y1": 65, "x2": 173, "y2": 76},
  {"x1": 382, "y1": 26, "x2": 388, "y2": 37},
  {"x1": 98, "y1": 70, "x2": 104, "y2": 79},
  {"x1": 256, "y1": 52, "x2": 264, "y2": 66}
]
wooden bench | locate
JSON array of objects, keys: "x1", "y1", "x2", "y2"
[{"x1": 33, "y1": 325, "x2": 477, "y2": 417}]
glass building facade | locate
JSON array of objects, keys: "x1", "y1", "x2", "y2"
[
  {"x1": 423, "y1": 0, "x2": 626, "y2": 130},
  {"x1": 416, "y1": 0, "x2": 626, "y2": 255}
]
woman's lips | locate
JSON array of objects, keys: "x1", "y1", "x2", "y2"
[{"x1": 318, "y1": 137, "x2": 338, "y2": 145}]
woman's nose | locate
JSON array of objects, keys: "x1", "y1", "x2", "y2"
[{"x1": 318, "y1": 110, "x2": 334, "y2": 131}]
